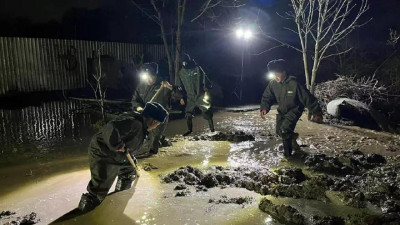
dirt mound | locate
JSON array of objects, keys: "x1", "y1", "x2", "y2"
[
  {"x1": 259, "y1": 198, "x2": 307, "y2": 225},
  {"x1": 189, "y1": 131, "x2": 255, "y2": 142},
  {"x1": 209, "y1": 195, "x2": 253, "y2": 206},
  {"x1": 0, "y1": 211, "x2": 16, "y2": 219},
  {"x1": 3, "y1": 212, "x2": 40, "y2": 225},
  {"x1": 163, "y1": 166, "x2": 331, "y2": 202}
]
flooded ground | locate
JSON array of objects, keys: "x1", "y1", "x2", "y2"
[{"x1": 0, "y1": 102, "x2": 399, "y2": 224}]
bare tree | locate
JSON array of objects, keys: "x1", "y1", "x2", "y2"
[
  {"x1": 259, "y1": 0, "x2": 370, "y2": 94},
  {"x1": 174, "y1": 0, "x2": 187, "y2": 83},
  {"x1": 88, "y1": 47, "x2": 108, "y2": 121},
  {"x1": 150, "y1": 0, "x2": 174, "y2": 82}
]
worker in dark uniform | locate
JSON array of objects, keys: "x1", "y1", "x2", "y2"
[
  {"x1": 176, "y1": 54, "x2": 214, "y2": 136},
  {"x1": 260, "y1": 59, "x2": 323, "y2": 157},
  {"x1": 131, "y1": 62, "x2": 179, "y2": 155},
  {"x1": 78, "y1": 102, "x2": 168, "y2": 212}
]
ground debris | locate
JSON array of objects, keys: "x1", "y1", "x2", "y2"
[
  {"x1": 174, "y1": 184, "x2": 187, "y2": 190},
  {"x1": 142, "y1": 162, "x2": 159, "y2": 171},
  {"x1": 196, "y1": 185, "x2": 208, "y2": 192},
  {"x1": 175, "y1": 190, "x2": 191, "y2": 197},
  {"x1": 310, "y1": 215, "x2": 345, "y2": 225},
  {"x1": 4, "y1": 212, "x2": 40, "y2": 225},
  {"x1": 209, "y1": 195, "x2": 253, "y2": 206},
  {"x1": 189, "y1": 131, "x2": 255, "y2": 142},
  {"x1": 275, "y1": 167, "x2": 306, "y2": 184},
  {"x1": 305, "y1": 154, "x2": 353, "y2": 175},
  {"x1": 0, "y1": 211, "x2": 16, "y2": 219}
]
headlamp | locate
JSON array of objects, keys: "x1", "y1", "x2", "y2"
[
  {"x1": 140, "y1": 72, "x2": 150, "y2": 81},
  {"x1": 268, "y1": 72, "x2": 276, "y2": 80}
]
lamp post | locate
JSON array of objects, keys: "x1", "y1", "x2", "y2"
[{"x1": 231, "y1": 28, "x2": 253, "y2": 101}]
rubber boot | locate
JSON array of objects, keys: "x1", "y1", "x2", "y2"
[
  {"x1": 283, "y1": 139, "x2": 293, "y2": 158},
  {"x1": 78, "y1": 193, "x2": 101, "y2": 212},
  {"x1": 292, "y1": 133, "x2": 300, "y2": 151},
  {"x1": 149, "y1": 136, "x2": 160, "y2": 155},
  {"x1": 115, "y1": 174, "x2": 136, "y2": 192},
  {"x1": 208, "y1": 119, "x2": 215, "y2": 132},
  {"x1": 183, "y1": 116, "x2": 193, "y2": 136}
]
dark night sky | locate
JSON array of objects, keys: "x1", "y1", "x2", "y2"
[{"x1": 0, "y1": 0, "x2": 99, "y2": 23}]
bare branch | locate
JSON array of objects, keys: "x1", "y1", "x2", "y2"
[
  {"x1": 250, "y1": 44, "x2": 285, "y2": 56},
  {"x1": 321, "y1": 47, "x2": 353, "y2": 60},
  {"x1": 130, "y1": 0, "x2": 160, "y2": 26}
]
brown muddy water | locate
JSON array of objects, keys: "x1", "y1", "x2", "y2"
[{"x1": 0, "y1": 102, "x2": 394, "y2": 225}]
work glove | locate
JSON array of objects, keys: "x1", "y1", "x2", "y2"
[
  {"x1": 260, "y1": 109, "x2": 268, "y2": 120},
  {"x1": 312, "y1": 115, "x2": 323, "y2": 123}
]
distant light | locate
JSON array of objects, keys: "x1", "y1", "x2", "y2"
[
  {"x1": 268, "y1": 72, "x2": 276, "y2": 80},
  {"x1": 244, "y1": 30, "x2": 253, "y2": 40},
  {"x1": 236, "y1": 29, "x2": 244, "y2": 38},
  {"x1": 140, "y1": 72, "x2": 149, "y2": 81}
]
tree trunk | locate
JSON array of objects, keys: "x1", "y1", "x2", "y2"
[
  {"x1": 159, "y1": 17, "x2": 174, "y2": 83},
  {"x1": 174, "y1": 0, "x2": 186, "y2": 83}
]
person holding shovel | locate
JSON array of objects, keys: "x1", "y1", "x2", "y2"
[
  {"x1": 78, "y1": 102, "x2": 168, "y2": 212},
  {"x1": 260, "y1": 59, "x2": 323, "y2": 157},
  {"x1": 132, "y1": 62, "x2": 181, "y2": 155}
]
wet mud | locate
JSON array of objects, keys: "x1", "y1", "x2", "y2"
[
  {"x1": 187, "y1": 131, "x2": 256, "y2": 142},
  {"x1": 2, "y1": 212, "x2": 40, "y2": 225},
  {"x1": 209, "y1": 195, "x2": 254, "y2": 206}
]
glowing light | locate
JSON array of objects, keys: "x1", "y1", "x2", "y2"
[
  {"x1": 203, "y1": 92, "x2": 210, "y2": 101},
  {"x1": 236, "y1": 29, "x2": 244, "y2": 38},
  {"x1": 140, "y1": 72, "x2": 150, "y2": 81},
  {"x1": 244, "y1": 30, "x2": 253, "y2": 40},
  {"x1": 268, "y1": 72, "x2": 276, "y2": 80}
]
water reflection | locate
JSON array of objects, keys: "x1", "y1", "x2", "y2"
[{"x1": 0, "y1": 101, "x2": 94, "y2": 154}]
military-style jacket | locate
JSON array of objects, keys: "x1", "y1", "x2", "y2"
[
  {"x1": 176, "y1": 64, "x2": 210, "y2": 99},
  {"x1": 89, "y1": 112, "x2": 147, "y2": 158},
  {"x1": 261, "y1": 76, "x2": 322, "y2": 116}
]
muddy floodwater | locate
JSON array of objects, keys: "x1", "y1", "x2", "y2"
[{"x1": 0, "y1": 101, "x2": 399, "y2": 225}]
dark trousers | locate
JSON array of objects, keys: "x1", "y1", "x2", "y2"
[
  {"x1": 185, "y1": 95, "x2": 213, "y2": 120},
  {"x1": 86, "y1": 150, "x2": 136, "y2": 201},
  {"x1": 276, "y1": 111, "x2": 300, "y2": 156}
]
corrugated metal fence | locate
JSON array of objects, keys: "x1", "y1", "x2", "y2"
[{"x1": 0, "y1": 37, "x2": 166, "y2": 95}]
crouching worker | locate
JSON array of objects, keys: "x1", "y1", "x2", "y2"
[
  {"x1": 260, "y1": 59, "x2": 322, "y2": 157},
  {"x1": 78, "y1": 102, "x2": 168, "y2": 212}
]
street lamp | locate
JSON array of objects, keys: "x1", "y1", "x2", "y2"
[{"x1": 231, "y1": 28, "x2": 253, "y2": 101}]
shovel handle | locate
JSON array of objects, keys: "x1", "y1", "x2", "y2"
[{"x1": 126, "y1": 152, "x2": 140, "y2": 177}]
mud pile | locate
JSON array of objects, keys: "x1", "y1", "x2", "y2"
[
  {"x1": 260, "y1": 199, "x2": 400, "y2": 225},
  {"x1": 259, "y1": 198, "x2": 307, "y2": 225},
  {"x1": 305, "y1": 150, "x2": 387, "y2": 175},
  {"x1": 3, "y1": 212, "x2": 40, "y2": 225},
  {"x1": 189, "y1": 131, "x2": 255, "y2": 142},
  {"x1": 209, "y1": 195, "x2": 253, "y2": 206},
  {"x1": 162, "y1": 166, "x2": 332, "y2": 202},
  {"x1": 0, "y1": 211, "x2": 16, "y2": 219}
]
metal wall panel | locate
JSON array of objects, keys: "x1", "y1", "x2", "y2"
[{"x1": 0, "y1": 37, "x2": 166, "y2": 95}]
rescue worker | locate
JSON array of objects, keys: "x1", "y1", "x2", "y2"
[
  {"x1": 260, "y1": 59, "x2": 323, "y2": 157},
  {"x1": 131, "y1": 62, "x2": 179, "y2": 155},
  {"x1": 176, "y1": 54, "x2": 215, "y2": 136},
  {"x1": 78, "y1": 102, "x2": 168, "y2": 212}
]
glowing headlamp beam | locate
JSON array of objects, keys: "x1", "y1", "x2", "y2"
[{"x1": 268, "y1": 72, "x2": 276, "y2": 80}]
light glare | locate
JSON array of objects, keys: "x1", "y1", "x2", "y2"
[
  {"x1": 140, "y1": 72, "x2": 150, "y2": 80},
  {"x1": 236, "y1": 29, "x2": 244, "y2": 38},
  {"x1": 244, "y1": 30, "x2": 253, "y2": 40}
]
